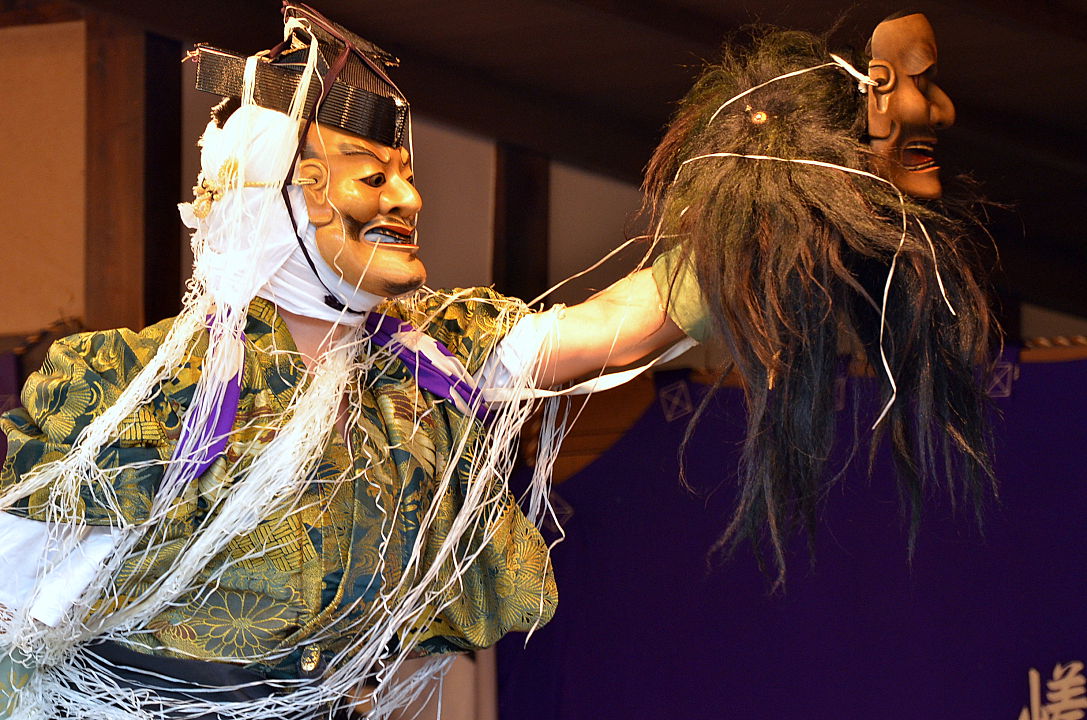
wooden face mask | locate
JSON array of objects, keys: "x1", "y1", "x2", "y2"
[
  {"x1": 867, "y1": 12, "x2": 956, "y2": 199},
  {"x1": 298, "y1": 123, "x2": 426, "y2": 298}
]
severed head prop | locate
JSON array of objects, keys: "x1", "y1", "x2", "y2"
[{"x1": 643, "y1": 19, "x2": 994, "y2": 583}]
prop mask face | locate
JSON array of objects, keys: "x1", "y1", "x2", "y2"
[
  {"x1": 299, "y1": 123, "x2": 425, "y2": 298},
  {"x1": 867, "y1": 12, "x2": 956, "y2": 199}
]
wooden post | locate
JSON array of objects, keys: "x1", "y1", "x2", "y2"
[
  {"x1": 83, "y1": 12, "x2": 183, "y2": 330},
  {"x1": 85, "y1": 9, "x2": 146, "y2": 331},
  {"x1": 492, "y1": 143, "x2": 550, "y2": 305},
  {"x1": 143, "y1": 32, "x2": 182, "y2": 323}
]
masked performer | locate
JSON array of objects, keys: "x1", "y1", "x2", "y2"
[
  {"x1": 0, "y1": 6, "x2": 993, "y2": 719},
  {"x1": 0, "y1": 4, "x2": 688, "y2": 718},
  {"x1": 649, "y1": 11, "x2": 994, "y2": 582}
]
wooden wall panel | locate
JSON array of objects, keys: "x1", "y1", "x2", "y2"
[{"x1": 0, "y1": 19, "x2": 86, "y2": 334}]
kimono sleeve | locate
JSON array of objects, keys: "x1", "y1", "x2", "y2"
[{"x1": 0, "y1": 327, "x2": 177, "y2": 525}]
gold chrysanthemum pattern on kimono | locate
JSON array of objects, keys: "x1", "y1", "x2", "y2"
[{"x1": 0, "y1": 289, "x2": 557, "y2": 677}]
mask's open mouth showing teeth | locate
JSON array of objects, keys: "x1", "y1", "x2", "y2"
[
  {"x1": 364, "y1": 226, "x2": 417, "y2": 246},
  {"x1": 901, "y1": 142, "x2": 938, "y2": 171}
]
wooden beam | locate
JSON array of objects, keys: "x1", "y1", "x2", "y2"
[
  {"x1": 77, "y1": 0, "x2": 659, "y2": 183},
  {"x1": 548, "y1": 0, "x2": 728, "y2": 50},
  {"x1": 392, "y1": 53, "x2": 655, "y2": 184},
  {"x1": 492, "y1": 144, "x2": 550, "y2": 304},
  {"x1": 72, "y1": 0, "x2": 276, "y2": 49},
  {"x1": 0, "y1": 0, "x2": 82, "y2": 28},
  {"x1": 85, "y1": 9, "x2": 145, "y2": 331}
]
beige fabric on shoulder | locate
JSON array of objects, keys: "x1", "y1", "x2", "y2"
[{"x1": 651, "y1": 247, "x2": 710, "y2": 344}]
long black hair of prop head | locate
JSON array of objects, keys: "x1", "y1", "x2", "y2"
[{"x1": 644, "y1": 27, "x2": 996, "y2": 586}]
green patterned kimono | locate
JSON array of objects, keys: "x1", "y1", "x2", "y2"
[{"x1": 0, "y1": 290, "x2": 556, "y2": 678}]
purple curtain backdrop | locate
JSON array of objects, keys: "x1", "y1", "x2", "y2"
[{"x1": 498, "y1": 353, "x2": 1086, "y2": 719}]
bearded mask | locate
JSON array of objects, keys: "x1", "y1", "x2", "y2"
[{"x1": 867, "y1": 12, "x2": 956, "y2": 199}]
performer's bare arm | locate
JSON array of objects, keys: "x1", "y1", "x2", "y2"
[{"x1": 535, "y1": 267, "x2": 685, "y2": 389}]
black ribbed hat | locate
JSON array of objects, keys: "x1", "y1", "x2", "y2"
[{"x1": 192, "y1": 2, "x2": 409, "y2": 147}]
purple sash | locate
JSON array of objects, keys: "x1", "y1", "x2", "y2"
[
  {"x1": 365, "y1": 312, "x2": 489, "y2": 421},
  {"x1": 174, "y1": 371, "x2": 243, "y2": 481},
  {"x1": 172, "y1": 312, "x2": 487, "y2": 480}
]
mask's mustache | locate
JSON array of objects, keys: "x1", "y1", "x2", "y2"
[{"x1": 342, "y1": 214, "x2": 366, "y2": 242}]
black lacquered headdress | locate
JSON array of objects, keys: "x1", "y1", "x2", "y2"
[{"x1": 192, "y1": 1, "x2": 409, "y2": 148}]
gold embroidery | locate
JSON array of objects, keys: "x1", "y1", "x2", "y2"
[
  {"x1": 0, "y1": 290, "x2": 555, "y2": 672},
  {"x1": 190, "y1": 157, "x2": 280, "y2": 219},
  {"x1": 299, "y1": 645, "x2": 322, "y2": 673}
]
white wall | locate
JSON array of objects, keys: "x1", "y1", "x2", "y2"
[
  {"x1": 409, "y1": 117, "x2": 495, "y2": 290},
  {"x1": 547, "y1": 161, "x2": 644, "y2": 306},
  {"x1": 1021, "y1": 303, "x2": 1087, "y2": 340},
  {"x1": 546, "y1": 161, "x2": 719, "y2": 368},
  {"x1": 0, "y1": 22, "x2": 86, "y2": 334}
]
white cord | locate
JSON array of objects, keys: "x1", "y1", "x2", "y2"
[{"x1": 707, "y1": 55, "x2": 875, "y2": 125}]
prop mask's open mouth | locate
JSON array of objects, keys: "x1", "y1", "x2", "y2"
[
  {"x1": 364, "y1": 225, "x2": 417, "y2": 247},
  {"x1": 901, "y1": 141, "x2": 938, "y2": 171}
]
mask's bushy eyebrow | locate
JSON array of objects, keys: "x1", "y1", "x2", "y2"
[{"x1": 337, "y1": 142, "x2": 383, "y2": 160}]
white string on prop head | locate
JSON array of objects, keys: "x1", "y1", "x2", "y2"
[
  {"x1": 674, "y1": 153, "x2": 904, "y2": 428},
  {"x1": 708, "y1": 62, "x2": 836, "y2": 124},
  {"x1": 671, "y1": 151, "x2": 957, "y2": 429},
  {"x1": 707, "y1": 54, "x2": 877, "y2": 126},
  {"x1": 875, "y1": 220, "x2": 906, "y2": 430},
  {"x1": 914, "y1": 216, "x2": 957, "y2": 316},
  {"x1": 828, "y1": 53, "x2": 879, "y2": 93}
]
